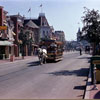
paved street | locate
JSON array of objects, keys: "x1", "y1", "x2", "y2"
[{"x1": 0, "y1": 51, "x2": 91, "y2": 99}]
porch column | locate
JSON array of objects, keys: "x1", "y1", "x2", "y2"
[{"x1": 10, "y1": 46, "x2": 14, "y2": 62}]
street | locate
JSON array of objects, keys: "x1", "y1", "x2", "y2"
[{"x1": 0, "y1": 51, "x2": 91, "y2": 99}]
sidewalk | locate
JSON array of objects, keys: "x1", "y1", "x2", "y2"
[
  {"x1": 84, "y1": 65, "x2": 100, "y2": 99},
  {"x1": 0, "y1": 56, "x2": 37, "y2": 64},
  {"x1": 0, "y1": 51, "x2": 76, "y2": 63}
]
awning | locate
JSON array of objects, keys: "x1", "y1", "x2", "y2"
[{"x1": 0, "y1": 41, "x2": 13, "y2": 46}]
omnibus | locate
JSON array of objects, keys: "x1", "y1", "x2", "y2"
[{"x1": 39, "y1": 39, "x2": 64, "y2": 61}]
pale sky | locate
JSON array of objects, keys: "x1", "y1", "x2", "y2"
[{"x1": 0, "y1": 0, "x2": 100, "y2": 41}]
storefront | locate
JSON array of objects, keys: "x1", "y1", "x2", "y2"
[{"x1": 0, "y1": 41, "x2": 14, "y2": 59}]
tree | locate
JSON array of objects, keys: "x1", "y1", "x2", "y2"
[
  {"x1": 81, "y1": 7, "x2": 100, "y2": 55},
  {"x1": 19, "y1": 28, "x2": 34, "y2": 57},
  {"x1": 19, "y1": 28, "x2": 27, "y2": 59}
]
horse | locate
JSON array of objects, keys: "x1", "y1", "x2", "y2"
[{"x1": 37, "y1": 48, "x2": 47, "y2": 64}]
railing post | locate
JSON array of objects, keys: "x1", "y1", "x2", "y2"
[{"x1": 92, "y1": 64, "x2": 98, "y2": 90}]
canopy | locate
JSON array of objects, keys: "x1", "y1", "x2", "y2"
[{"x1": 0, "y1": 41, "x2": 13, "y2": 46}]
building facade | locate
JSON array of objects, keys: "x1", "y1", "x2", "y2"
[
  {"x1": 54, "y1": 31, "x2": 65, "y2": 42},
  {"x1": 10, "y1": 14, "x2": 24, "y2": 57},
  {"x1": 0, "y1": 6, "x2": 14, "y2": 59},
  {"x1": 38, "y1": 13, "x2": 51, "y2": 40},
  {"x1": 22, "y1": 19, "x2": 39, "y2": 56}
]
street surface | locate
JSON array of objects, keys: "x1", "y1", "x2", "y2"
[{"x1": 0, "y1": 51, "x2": 91, "y2": 99}]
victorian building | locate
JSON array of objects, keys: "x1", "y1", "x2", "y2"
[
  {"x1": 0, "y1": 6, "x2": 14, "y2": 59},
  {"x1": 9, "y1": 14, "x2": 24, "y2": 57},
  {"x1": 22, "y1": 19, "x2": 39, "y2": 56},
  {"x1": 38, "y1": 13, "x2": 51, "y2": 40}
]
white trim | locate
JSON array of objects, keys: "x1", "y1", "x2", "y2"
[{"x1": 0, "y1": 41, "x2": 13, "y2": 46}]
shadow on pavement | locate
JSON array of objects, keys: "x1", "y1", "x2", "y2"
[
  {"x1": 48, "y1": 68, "x2": 89, "y2": 77},
  {"x1": 74, "y1": 85, "x2": 86, "y2": 90},
  {"x1": 77, "y1": 57, "x2": 91, "y2": 60},
  {"x1": 94, "y1": 91, "x2": 100, "y2": 99},
  {"x1": 46, "y1": 59, "x2": 59, "y2": 63},
  {"x1": 27, "y1": 61, "x2": 40, "y2": 67}
]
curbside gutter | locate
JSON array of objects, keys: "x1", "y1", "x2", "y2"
[{"x1": 84, "y1": 66, "x2": 92, "y2": 99}]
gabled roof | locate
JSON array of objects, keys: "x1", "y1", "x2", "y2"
[
  {"x1": 24, "y1": 19, "x2": 41, "y2": 26},
  {"x1": 25, "y1": 20, "x2": 39, "y2": 28},
  {"x1": 24, "y1": 13, "x2": 49, "y2": 27}
]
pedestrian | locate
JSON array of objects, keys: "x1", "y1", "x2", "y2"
[{"x1": 79, "y1": 48, "x2": 82, "y2": 55}]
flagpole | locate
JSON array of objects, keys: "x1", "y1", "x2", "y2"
[
  {"x1": 41, "y1": 6, "x2": 42, "y2": 13},
  {"x1": 28, "y1": 8, "x2": 31, "y2": 19},
  {"x1": 40, "y1": 4, "x2": 43, "y2": 13},
  {"x1": 30, "y1": 7, "x2": 31, "y2": 19}
]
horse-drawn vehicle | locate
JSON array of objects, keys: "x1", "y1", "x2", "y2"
[{"x1": 38, "y1": 39, "x2": 64, "y2": 62}]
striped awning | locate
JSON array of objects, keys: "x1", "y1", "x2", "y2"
[{"x1": 0, "y1": 41, "x2": 13, "y2": 46}]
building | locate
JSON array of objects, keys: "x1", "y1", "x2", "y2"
[
  {"x1": 24, "y1": 13, "x2": 52, "y2": 42},
  {"x1": 77, "y1": 28, "x2": 81, "y2": 42},
  {"x1": 0, "y1": 6, "x2": 14, "y2": 59},
  {"x1": 54, "y1": 31, "x2": 65, "y2": 42},
  {"x1": 10, "y1": 14, "x2": 24, "y2": 57},
  {"x1": 38, "y1": 13, "x2": 51, "y2": 40},
  {"x1": 23, "y1": 19, "x2": 39, "y2": 56}
]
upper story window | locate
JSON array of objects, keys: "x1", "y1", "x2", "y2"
[{"x1": 43, "y1": 30, "x2": 45, "y2": 34}]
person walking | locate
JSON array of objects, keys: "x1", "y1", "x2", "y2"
[{"x1": 79, "y1": 47, "x2": 82, "y2": 55}]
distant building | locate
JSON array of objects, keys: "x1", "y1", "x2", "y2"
[
  {"x1": 54, "y1": 31, "x2": 65, "y2": 42},
  {"x1": 76, "y1": 27, "x2": 90, "y2": 49},
  {"x1": 77, "y1": 28, "x2": 81, "y2": 42}
]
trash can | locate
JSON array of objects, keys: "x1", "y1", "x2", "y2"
[
  {"x1": 91, "y1": 56, "x2": 100, "y2": 83},
  {"x1": 96, "y1": 69, "x2": 100, "y2": 83},
  {"x1": 10, "y1": 55, "x2": 14, "y2": 62}
]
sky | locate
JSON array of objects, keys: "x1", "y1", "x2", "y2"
[{"x1": 1, "y1": 0, "x2": 100, "y2": 41}]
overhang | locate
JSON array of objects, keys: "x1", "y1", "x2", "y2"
[{"x1": 0, "y1": 41, "x2": 13, "y2": 46}]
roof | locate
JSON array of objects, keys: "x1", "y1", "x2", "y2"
[
  {"x1": 9, "y1": 14, "x2": 24, "y2": 20},
  {"x1": 25, "y1": 20, "x2": 39, "y2": 28},
  {"x1": 24, "y1": 19, "x2": 41, "y2": 26}
]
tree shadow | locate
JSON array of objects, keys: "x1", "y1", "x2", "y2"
[
  {"x1": 94, "y1": 91, "x2": 100, "y2": 99},
  {"x1": 77, "y1": 57, "x2": 91, "y2": 60},
  {"x1": 48, "y1": 68, "x2": 89, "y2": 77},
  {"x1": 27, "y1": 61, "x2": 40, "y2": 67}
]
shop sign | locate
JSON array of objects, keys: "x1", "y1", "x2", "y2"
[{"x1": 0, "y1": 26, "x2": 7, "y2": 30}]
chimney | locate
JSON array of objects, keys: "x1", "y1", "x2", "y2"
[{"x1": 0, "y1": 6, "x2": 3, "y2": 26}]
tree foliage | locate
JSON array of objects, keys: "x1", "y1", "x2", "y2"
[{"x1": 81, "y1": 7, "x2": 100, "y2": 44}]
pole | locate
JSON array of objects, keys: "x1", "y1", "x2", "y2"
[{"x1": 92, "y1": 64, "x2": 98, "y2": 90}]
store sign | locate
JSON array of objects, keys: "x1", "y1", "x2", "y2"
[{"x1": 0, "y1": 26, "x2": 7, "y2": 30}]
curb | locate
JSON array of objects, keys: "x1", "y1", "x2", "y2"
[
  {"x1": 0, "y1": 56, "x2": 38, "y2": 65},
  {"x1": 84, "y1": 66, "x2": 91, "y2": 99}
]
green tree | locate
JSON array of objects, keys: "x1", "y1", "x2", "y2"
[
  {"x1": 81, "y1": 7, "x2": 100, "y2": 55},
  {"x1": 19, "y1": 29, "x2": 34, "y2": 57},
  {"x1": 19, "y1": 28, "x2": 28, "y2": 58}
]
